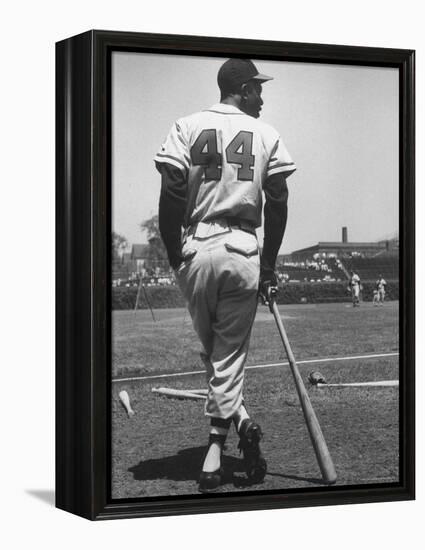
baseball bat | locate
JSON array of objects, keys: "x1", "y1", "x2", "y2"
[
  {"x1": 186, "y1": 389, "x2": 208, "y2": 395},
  {"x1": 317, "y1": 380, "x2": 398, "y2": 388},
  {"x1": 118, "y1": 390, "x2": 136, "y2": 417},
  {"x1": 152, "y1": 387, "x2": 206, "y2": 401},
  {"x1": 271, "y1": 300, "x2": 337, "y2": 484}
]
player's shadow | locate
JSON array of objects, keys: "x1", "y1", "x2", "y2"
[
  {"x1": 128, "y1": 447, "x2": 325, "y2": 488},
  {"x1": 129, "y1": 446, "x2": 247, "y2": 486}
]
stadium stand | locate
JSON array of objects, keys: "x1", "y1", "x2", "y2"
[
  {"x1": 276, "y1": 257, "x2": 347, "y2": 283},
  {"x1": 342, "y1": 254, "x2": 398, "y2": 281}
]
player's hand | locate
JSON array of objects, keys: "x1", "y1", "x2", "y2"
[{"x1": 259, "y1": 266, "x2": 278, "y2": 308}]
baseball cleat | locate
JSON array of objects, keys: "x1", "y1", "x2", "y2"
[
  {"x1": 198, "y1": 467, "x2": 223, "y2": 493},
  {"x1": 238, "y1": 419, "x2": 267, "y2": 483}
]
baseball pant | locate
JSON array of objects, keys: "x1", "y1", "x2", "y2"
[{"x1": 175, "y1": 223, "x2": 259, "y2": 419}]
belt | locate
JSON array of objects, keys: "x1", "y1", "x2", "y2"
[
  {"x1": 226, "y1": 217, "x2": 257, "y2": 235},
  {"x1": 186, "y1": 218, "x2": 257, "y2": 238}
]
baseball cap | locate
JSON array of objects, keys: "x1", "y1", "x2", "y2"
[{"x1": 217, "y1": 58, "x2": 273, "y2": 92}]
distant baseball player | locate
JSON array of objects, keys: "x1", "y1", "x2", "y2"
[
  {"x1": 155, "y1": 58, "x2": 296, "y2": 492},
  {"x1": 349, "y1": 270, "x2": 361, "y2": 307},
  {"x1": 376, "y1": 274, "x2": 387, "y2": 305}
]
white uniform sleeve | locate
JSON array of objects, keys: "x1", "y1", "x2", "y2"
[
  {"x1": 266, "y1": 136, "x2": 296, "y2": 179},
  {"x1": 154, "y1": 120, "x2": 190, "y2": 173}
]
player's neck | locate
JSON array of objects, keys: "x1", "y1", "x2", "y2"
[{"x1": 221, "y1": 97, "x2": 243, "y2": 111}]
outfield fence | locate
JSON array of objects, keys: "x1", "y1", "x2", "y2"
[{"x1": 112, "y1": 281, "x2": 399, "y2": 310}]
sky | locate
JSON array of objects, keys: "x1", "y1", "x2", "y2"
[{"x1": 112, "y1": 52, "x2": 398, "y2": 254}]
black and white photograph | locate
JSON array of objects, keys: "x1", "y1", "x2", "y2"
[
  {"x1": 3, "y1": 0, "x2": 423, "y2": 544},
  {"x1": 110, "y1": 50, "x2": 403, "y2": 499}
]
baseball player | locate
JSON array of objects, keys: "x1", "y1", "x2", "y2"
[
  {"x1": 155, "y1": 58, "x2": 296, "y2": 492},
  {"x1": 376, "y1": 274, "x2": 387, "y2": 305},
  {"x1": 349, "y1": 270, "x2": 361, "y2": 307}
]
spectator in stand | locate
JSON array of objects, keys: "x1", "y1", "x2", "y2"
[{"x1": 376, "y1": 274, "x2": 387, "y2": 305}]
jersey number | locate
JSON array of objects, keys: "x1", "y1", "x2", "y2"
[{"x1": 190, "y1": 129, "x2": 254, "y2": 181}]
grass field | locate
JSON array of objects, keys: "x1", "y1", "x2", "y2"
[{"x1": 111, "y1": 301, "x2": 399, "y2": 499}]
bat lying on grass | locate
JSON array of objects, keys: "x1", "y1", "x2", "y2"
[
  {"x1": 308, "y1": 371, "x2": 398, "y2": 387},
  {"x1": 152, "y1": 387, "x2": 207, "y2": 401},
  {"x1": 119, "y1": 390, "x2": 136, "y2": 417}
]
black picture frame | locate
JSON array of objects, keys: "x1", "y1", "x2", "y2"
[{"x1": 56, "y1": 30, "x2": 415, "y2": 520}]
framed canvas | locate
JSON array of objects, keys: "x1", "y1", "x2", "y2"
[{"x1": 56, "y1": 30, "x2": 415, "y2": 520}]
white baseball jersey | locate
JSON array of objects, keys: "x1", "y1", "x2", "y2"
[
  {"x1": 154, "y1": 103, "x2": 296, "y2": 228},
  {"x1": 351, "y1": 273, "x2": 360, "y2": 287},
  {"x1": 377, "y1": 278, "x2": 386, "y2": 290}
]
